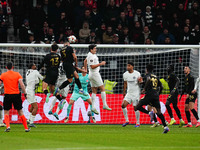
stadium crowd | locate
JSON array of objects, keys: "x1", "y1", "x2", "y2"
[{"x1": 0, "y1": 0, "x2": 200, "y2": 44}]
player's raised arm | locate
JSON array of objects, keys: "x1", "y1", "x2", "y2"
[
  {"x1": 171, "y1": 76, "x2": 180, "y2": 95},
  {"x1": 72, "y1": 52, "x2": 78, "y2": 67},
  {"x1": 84, "y1": 58, "x2": 87, "y2": 72},
  {"x1": 90, "y1": 61, "x2": 106, "y2": 69}
]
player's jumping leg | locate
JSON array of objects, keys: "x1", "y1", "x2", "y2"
[
  {"x1": 189, "y1": 102, "x2": 200, "y2": 127},
  {"x1": 134, "y1": 100, "x2": 140, "y2": 127},
  {"x1": 156, "y1": 108, "x2": 169, "y2": 134},
  {"x1": 48, "y1": 97, "x2": 57, "y2": 115},
  {"x1": 121, "y1": 100, "x2": 129, "y2": 127},
  {"x1": 99, "y1": 85, "x2": 112, "y2": 111},
  {"x1": 28, "y1": 103, "x2": 38, "y2": 128},
  {"x1": 42, "y1": 81, "x2": 50, "y2": 103},
  {"x1": 64, "y1": 100, "x2": 74, "y2": 123},
  {"x1": 165, "y1": 100, "x2": 176, "y2": 125},
  {"x1": 184, "y1": 103, "x2": 192, "y2": 127},
  {"x1": 87, "y1": 99, "x2": 96, "y2": 123},
  {"x1": 172, "y1": 102, "x2": 185, "y2": 127}
]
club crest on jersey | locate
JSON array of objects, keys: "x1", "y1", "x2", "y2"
[
  {"x1": 133, "y1": 76, "x2": 136, "y2": 79},
  {"x1": 90, "y1": 60, "x2": 93, "y2": 62},
  {"x1": 86, "y1": 80, "x2": 88, "y2": 82}
]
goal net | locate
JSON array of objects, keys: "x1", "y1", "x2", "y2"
[{"x1": 0, "y1": 44, "x2": 199, "y2": 125}]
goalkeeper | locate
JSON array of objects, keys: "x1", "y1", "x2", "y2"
[{"x1": 64, "y1": 66, "x2": 99, "y2": 123}]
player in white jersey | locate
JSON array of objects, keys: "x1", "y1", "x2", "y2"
[
  {"x1": 84, "y1": 44, "x2": 111, "y2": 111},
  {"x1": 192, "y1": 76, "x2": 200, "y2": 94},
  {"x1": 48, "y1": 62, "x2": 70, "y2": 120},
  {"x1": 122, "y1": 62, "x2": 143, "y2": 127},
  {"x1": 26, "y1": 63, "x2": 43, "y2": 128}
]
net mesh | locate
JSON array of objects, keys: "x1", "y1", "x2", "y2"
[{"x1": 0, "y1": 45, "x2": 199, "y2": 125}]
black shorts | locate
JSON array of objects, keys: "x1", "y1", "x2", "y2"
[
  {"x1": 43, "y1": 70, "x2": 58, "y2": 85},
  {"x1": 185, "y1": 94, "x2": 197, "y2": 104},
  {"x1": 63, "y1": 62, "x2": 75, "y2": 79},
  {"x1": 3, "y1": 94, "x2": 22, "y2": 110},
  {"x1": 139, "y1": 93, "x2": 160, "y2": 109},
  {"x1": 166, "y1": 91, "x2": 178, "y2": 105}
]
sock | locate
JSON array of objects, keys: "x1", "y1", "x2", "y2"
[
  {"x1": 30, "y1": 114, "x2": 36, "y2": 124},
  {"x1": 101, "y1": 91, "x2": 107, "y2": 107},
  {"x1": 173, "y1": 105, "x2": 182, "y2": 119},
  {"x1": 4, "y1": 114, "x2": 10, "y2": 128},
  {"x1": 191, "y1": 109, "x2": 199, "y2": 120},
  {"x1": 153, "y1": 113, "x2": 157, "y2": 122},
  {"x1": 20, "y1": 115, "x2": 28, "y2": 130},
  {"x1": 166, "y1": 104, "x2": 173, "y2": 118},
  {"x1": 50, "y1": 97, "x2": 57, "y2": 111},
  {"x1": 29, "y1": 113, "x2": 31, "y2": 121},
  {"x1": 135, "y1": 110, "x2": 140, "y2": 124},
  {"x1": 171, "y1": 118, "x2": 175, "y2": 120},
  {"x1": 59, "y1": 80, "x2": 70, "y2": 90},
  {"x1": 91, "y1": 93, "x2": 96, "y2": 109},
  {"x1": 90, "y1": 105, "x2": 94, "y2": 116},
  {"x1": 122, "y1": 108, "x2": 129, "y2": 122},
  {"x1": 67, "y1": 104, "x2": 72, "y2": 117},
  {"x1": 157, "y1": 113, "x2": 167, "y2": 127},
  {"x1": 75, "y1": 78, "x2": 82, "y2": 89},
  {"x1": 0, "y1": 110, "x2": 3, "y2": 123},
  {"x1": 56, "y1": 106, "x2": 60, "y2": 114},
  {"x1": 44, "y1": 89, "x2": 48, "y2": 95},
  {"x1": 137, "y1": 106, "x2": 149, "y2": 114},
  {"x1": 185, "y1": 110, "x2": 191, "y2": 123}
]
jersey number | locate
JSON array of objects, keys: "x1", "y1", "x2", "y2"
[
  {"x1": 50, "y1": 57, "x2": 59, "y2": 66},
  {"x1": 151, "y1": 77, "x2": 158, "y2": 89}
]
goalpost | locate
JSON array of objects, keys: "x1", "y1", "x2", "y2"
[{"x1": 0, "y1": 44, "x2": 199, "y2": 125}]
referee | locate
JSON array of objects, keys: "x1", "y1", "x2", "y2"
[{"x1": 0, "y1": 62, "x2": 30, "y2": 132}]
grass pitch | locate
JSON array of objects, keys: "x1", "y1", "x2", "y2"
[{"x1": 0, "y1": 124, "x2": 200, "y2": 150}]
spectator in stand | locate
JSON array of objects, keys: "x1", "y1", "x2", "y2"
[
  {"x1": 0, "y1": 8, "x2": 8, "y2": 43},
  {"x1": 48, "y1": 0, "x2": 63, "y2": 27},
  {"x1": 19, "y1": 19, "x2": 33, "y2": 43},
  {"x1": 178, "y1": 26, "x2": 194, "y2": 44},
  {"x1": 103, "y1": 26, "x2": 114, "y2": 44},
  {"x1": 79, "y1": 9, "x2": 94, "y2": 31},
  {"x1": 152, "y1": 13, "x2": 168, "y2": 40},
  {"x1": 84, "y1": 0, "x2": 97, "y2": 11},
  {"x1": 184, "y1": 18, "x2": 192, "y2": 30},
  {"x1": 119, "y1": 26, "x2": 130, "y2": 44},
  {"x1": 176, "y1": 3, "x2": 187, "y2": 27},
  {"x1": 130, "y1": 21, "x2": 142, "y2": 44},
  {"x1": 164, "y1": 37, "x2": 173, "y2": 44},
  {"x1": 29, "y1": 2, "x2": 46, "y2": 34},
  {"x1": 191, "y1": 24, "x2": 200, "y2": 44},
  {"x1": 125, "y1": 3, "x2": 134, "y2": 28},
  {"x1": 12, "y1": 0, "x2": 24, "y2": 36},
  {"x1": 145, "y1": 38, "x2": 154, "y2": 44},
  {"x1": 96, "y1": 22, "x2": 106, "y2": 43},
  {"x1": 43, "y1": 28, "x2": 56, "y2": 44},
  {"x1": 112, "y1": 33, "x2": 120, "y2": 44},
  {"x1": 115, "y1": 23, "x2": 123, "y2": 36},
  {"x1": 187, "y1": 1, "x2": 200, "y2": 26},
  {"x1": 64, "y1": 26, "x2": 74, "y2": 38},
  {"x1": 116, "y1": 11, "x2": 129, "y2": 28},
  {"x1": 55, "y1": 12, "x2": 71, "y2": 35},
  {"x1": 42, "y1": 0, "x2": 49, "y2": 18},
  {"x1": 144, "y1": 6, "x2": 154, "y2": 29},
  {"x1": 91, "y1": 5, "x2": 103, "y2": 30},
  {"x1": 105, "y1": 0, "x2": 119, "y2": 28},
  {"x1": 136, "y1": 26, "x2": 153, "y2": 44},
  {"x1": 74, "y1": 0, "x2": 86, "y2": 30},
  {"x1": 79, "y1": 21, "x2": 91, "y2": 43},
  {"x1": 41, "y1": 21, "x2": 49, "y2": 40},
  {"x1": 169, "y1": 13, "x2": 181, "y2": 41},
  {"x1": 134, "y1": 8, "x2": 145, "y2": 28},
  {"x1": 156, "y1": 28, "x2": 176, "y2": 44},
  {"x1": 86, "y1": 29, "x2": 97, "y2": 44}
]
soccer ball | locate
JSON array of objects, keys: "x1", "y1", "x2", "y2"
[{"x1": 68, "y1": 35, "x2": 76, "y2": 44}]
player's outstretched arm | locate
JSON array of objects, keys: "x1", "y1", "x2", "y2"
[
  {"x1": 72, "y1": 53, "x2": 78, "y2": 67},
  {"x1": 84, "y1": 59, "x2": 87, "y2": 72},
  {"x1": 123, "y1": 81, "x2": 127, "y2": 98},
  {"x1": 171, "y1": 77, "x2": 180, "y2": 95},
  {"x1": 90, "y1": 61, "x2": 106, "y2": 69}
]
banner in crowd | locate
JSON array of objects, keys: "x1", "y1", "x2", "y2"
[{"x1": 0, "y1": 94, "x2": 197, "y2": 124}]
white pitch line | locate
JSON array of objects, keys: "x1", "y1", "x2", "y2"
[{"x1": 22, "y1": 146, "x2": 200, "y2": 150}]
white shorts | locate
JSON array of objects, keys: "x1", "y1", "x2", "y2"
[
  {"x1": 89, "y1": 72, "x2": 103, "y2": 87},
  {"x1": 56, "y1": 78, "x2": 70, "y2": 97},
  {"x1": 124, "y1": 93, "x2": 140, "y2": 106},
  {"x1": 26, "y1": 89, "x2": 37, "y2": 104}
]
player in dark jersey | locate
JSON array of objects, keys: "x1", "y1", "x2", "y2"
[
  {"x1": 165, "y1": 65, "x2": 185, "y2": 127},
  {"x1": 54, "y1": 41, "x2": 86, "y2": 97},
  {"x1": 181, "y1": 66, "x2": 200, "y2": 127},
  {"x1": 38, "y1": 43, "x2": 60, "y2": 102},
  {"x1": 135, "y1": 64, "x2": 169, "y2": 133}
]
